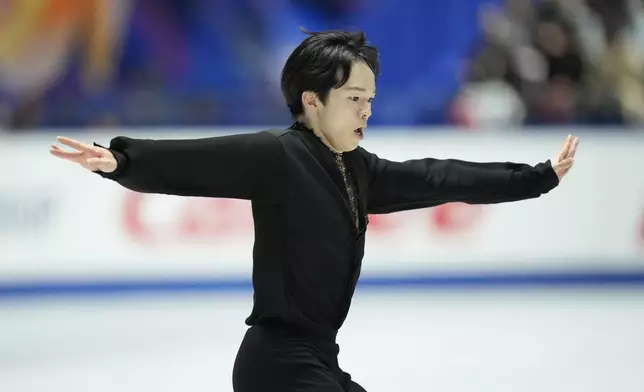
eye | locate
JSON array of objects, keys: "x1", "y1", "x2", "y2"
[
  {"x1": 349, "y1": 97, "x2": 359, "y2": 102},
  {"x1": 368, "y1": 97, "x2": 374, "y2": 103}
]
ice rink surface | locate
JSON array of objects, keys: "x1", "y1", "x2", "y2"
[{"x1": 2, "y1": 289, "x2": 644, "y2": 392}]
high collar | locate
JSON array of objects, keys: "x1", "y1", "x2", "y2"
[{"x1": 289, "y1": 121, "x2": 343, "y2": 156}]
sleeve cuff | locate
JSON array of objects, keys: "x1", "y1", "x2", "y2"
[{"x1": 535, "y1": 159, "x2": 560, "y2": 193}]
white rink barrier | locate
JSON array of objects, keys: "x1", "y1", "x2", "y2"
[{"x1": 1, "y1": 128, "x2": 643, "y2": 283}]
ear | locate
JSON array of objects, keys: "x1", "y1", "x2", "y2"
[{"x1": 302, "y1": 91, "x2": 318, "y2": 110}]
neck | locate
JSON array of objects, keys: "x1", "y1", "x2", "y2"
[{"x1": 296, "y1": 117, "x2": 340, "y2": 154}]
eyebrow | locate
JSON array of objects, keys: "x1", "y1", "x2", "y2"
[{"x1": 343, "y1": 86, "x2": 376, "y2": 94}]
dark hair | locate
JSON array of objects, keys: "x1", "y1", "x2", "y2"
[{"x1": 280, "y1": 29, "x2": 380, "y2": 118}]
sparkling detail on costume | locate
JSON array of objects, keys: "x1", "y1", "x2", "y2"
[{"x1": 333, "y1": 152, "x2": 360, "y2": 231}]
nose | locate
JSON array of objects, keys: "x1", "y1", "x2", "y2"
[{"x1": 360, "y1": 104, "x2": 371, "y2": 120}]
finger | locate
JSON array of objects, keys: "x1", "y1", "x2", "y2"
[
  {"x1": 561, "y1": 136, "x2": 577, "y2": 160},
  {"x1": 557, "y1": 158, "x2": 574, "y2": 170},
  {"x1": 554, "y1": 157, "x2": 573, "y2": 171},
  {"x1": 50, "y1": 147, "x2": 84, "y2": 162},
  {"x1": 558, "y1": 135, "x2": 573, "y2": 162},
  {"x1": 51, "y1": 144, "x2": 65, "y2": 152},
  {"x1": 56, "y1": 136, "x2": 99, "y2": 155},
  {"x1": 50, "y1": 144, "x2": 83, "y2": 157},
  {"x1": 568, "y1": 137, "x2": 579, "y2": 159}
]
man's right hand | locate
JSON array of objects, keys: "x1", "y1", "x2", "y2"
[{"x1": 50, "y1": 136, "x2": 118, "y2": 173}]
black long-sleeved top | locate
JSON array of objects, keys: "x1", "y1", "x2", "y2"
[{"x1": 96, "y1": 122, "x2": 559, "y2": 340}]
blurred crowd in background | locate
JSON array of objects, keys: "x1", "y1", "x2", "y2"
[{"x1": 0, "y1": 0, "x2": 643, "y2": 131}]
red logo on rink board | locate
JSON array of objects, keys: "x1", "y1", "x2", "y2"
[
  {"x1": 123, "y1": 192, "x2": 254, "y2": 243},
  {"x1": 122, "y1": 192, "x2": 485, "y2": 244},
  {"x1": 365, "y1": 214, "x2": 397, "y2": 233},
  {"x1": 366, "y1": 203, "x2": 484, "y2": 236},
  {"x1": 431, "y1": 203, "x2": 484, "y2": 233}
]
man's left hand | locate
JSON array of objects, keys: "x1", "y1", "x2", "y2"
[{"x1": 551, "y1": 134, "x2": 579, "y2": 181}]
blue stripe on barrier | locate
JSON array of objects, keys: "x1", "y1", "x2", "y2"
[{"x1": 2, "y1": 270, "x2": 644, "y2": 299}]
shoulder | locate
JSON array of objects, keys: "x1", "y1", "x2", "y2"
[
  {"x1": 259, "y1": 128, "x2": 292, "y2": 138},
  {"x1": 353, "y1": 146, "x2": 379, "y2": 165}
]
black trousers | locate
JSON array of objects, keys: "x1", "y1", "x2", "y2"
[{"x1": 232, "y1": 324, "x2": 367, "y2": 392}]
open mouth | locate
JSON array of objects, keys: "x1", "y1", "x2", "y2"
[{"x1": 354, "y1": 128, "x2": 364, "y2": 137}]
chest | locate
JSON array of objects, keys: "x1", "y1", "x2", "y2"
[{"x1": 285, "y1": 148, "x2": 370, "y2": 238}]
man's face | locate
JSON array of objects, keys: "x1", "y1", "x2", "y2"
[{"x1": 316, "y1": 61, "x2": 376, "y2": 152}]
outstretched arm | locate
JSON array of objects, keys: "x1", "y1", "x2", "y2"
[
  {"x1": 364, "y1": 135, "x2": 579, "y2": 214},
  {"x1": 50, "y1": 131, "x2": 285, "y2": 201}
]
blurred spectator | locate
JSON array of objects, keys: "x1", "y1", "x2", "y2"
[
  {"x1": 597, "y1": 0, "x2": 644, "y2": 125},
  {"x1": 452, "y1": 0, "x2": 539, "y2": 128},
  {"x1": 454, "y1": 0, "x2": 644, "y2": 128},
  {"x1": 526, "y1": 17, "x2": 584, "y2": 124},
  {"x1": 451, "y1": 41, "x2": 527, "y2": 128},
  {"x1": 0, "y1": 0, "x2": 132, "y2": 130},
  {"x1": 0, "y1": 0, "x2": 642, "y2": 130}
]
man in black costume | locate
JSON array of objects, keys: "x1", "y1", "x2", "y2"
[{"x1": 50, "y1": 29, "x2": 579, "y2": 392}]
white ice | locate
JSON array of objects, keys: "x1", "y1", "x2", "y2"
[{"x1": 1, "y1": 289, "x2": 644, "y2": 392}]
